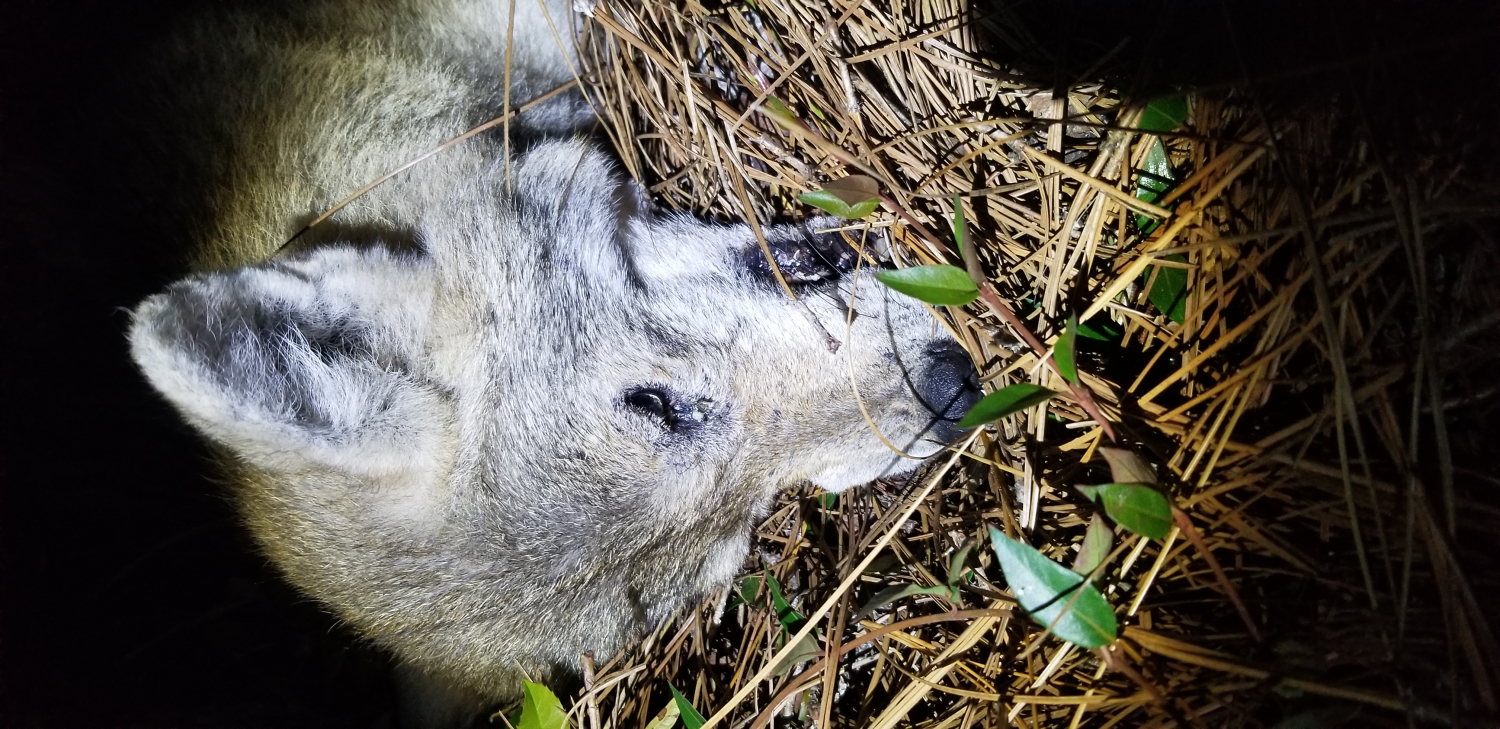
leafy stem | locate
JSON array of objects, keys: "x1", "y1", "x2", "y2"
[{"x1": 878, "y1": 193, "x2": 1119, "y2": 443}]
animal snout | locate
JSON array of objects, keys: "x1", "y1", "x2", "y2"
[{"x1": 919, "y1": 340, "x2": 982, "y2": 442}]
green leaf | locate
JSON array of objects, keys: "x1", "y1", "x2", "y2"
[
  {"x1": 1055, "y1": 314, "x2": 1079, "y2": 384},
  {"x1": 855, "y1": 583, "x2": 953, "y2": 620},
  {"x1": 955, "y1": 383, "x2": 1056, "y2": 429},
  {"x1": 874, "y1": 265, "x2": 979, "y2": 306},
  {"x1": 763, "y1": 96, "x2": 795, "y2": 124},
  {"x1": 862, "y1": 552, "x2": 899, "y2": 575},
  {"x1": 952, "y1": 193, "x2": 966, "y2": 256},
  {"x1": 765, "y1": 573, "x2": 805, "y2": 628},
  {"x1": 1139, "y1": 141, "x2": 1174, "y2": 194},
  {"x1": 1071, "y1": 513, "x2": 1114, "y2": 578},
  {"x1": 772, "y1": 629, "x2": 821, "y2": 677},
  {"x1": 1133, "y1": 140, "x2": 1175, "y2": 235},
  {"x1": 798, "y1": 175, "x2": 882, "y2": 220},
  {"x1": 518, "y1": 680, "x2": 568, "y2": 729},
  {"x1": 738, "y1": 575, "x2": 764, "y2": 609},
  {"x1": 946, "y1": 539, "x2": 977, "y2": 589},
  {"x1": 669, "y1": 685, "x2": 707, "y2": 729},
  {"x1": 1077, "y1": 483, "x2": 1173, "y2": 540},
  {"x1": 1145, "y1": 254, "x2": 1188, "y2": 324},
  {"x1": 818, "y1": 491, "x2": 838, "y2": 510},
  {"x1": 1099, "y1": 448, "x2": 1158, "y2": 485},
  {"x1": 1074, "y1": 320, "x2": 1116, "y2": 341},
  {"x1": 988, "y1": 526, "x2": 1118, "y2": 648},
  {"x1": 1138, "y1": 95, "x2": 1189, "y2": 133},
  {"x1": 799, "y1": 190, "x2": 879, "y2": 220}
]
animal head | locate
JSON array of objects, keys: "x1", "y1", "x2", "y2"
[
  {"x1": 130, "y1": 139, "x2": 978, "y2": 696},
  {"x1": 129, "y1": 0, "x2": 981, "y2": 692},
  {"x1": 133, "y1": 140, "x2": 974, "y2": 490}
]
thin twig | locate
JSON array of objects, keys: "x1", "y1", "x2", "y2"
[
  {"x1": 1170, "y1": 507, "x2": 1261, "y2": 643},
  {"x1": 700, "y1": 430, "x2": 982, "y2": 729}
]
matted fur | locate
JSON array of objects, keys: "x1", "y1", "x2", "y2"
[{"x1": 128, "y1": 0, "x2": 976, "y2": 713}]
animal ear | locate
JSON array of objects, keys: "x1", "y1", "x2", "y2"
[
  {"x1": 504, "y1": 140, "x2": 653, "y2": 287},
  {"x1": 129, "y1": 247, "x2": 452, "y2": 481}
]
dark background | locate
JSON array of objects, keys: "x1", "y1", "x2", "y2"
[
  {"x1": 2, "y1": 0, "x2": 1496, "y2": 727},
  {"x1": 1, "y1": 0, "x2": 404, "y2": 725}
]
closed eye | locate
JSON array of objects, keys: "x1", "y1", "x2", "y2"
[
  {"x1": 624, "y1": 388, "x2": 676, "y2": 429},
  {"x1": 744, "y1": 223, "x2": 862, "y2": 287}
]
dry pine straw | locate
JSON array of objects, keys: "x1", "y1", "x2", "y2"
[{"x1": 549, "y1": 0, "x2": 1500, "y2": 726}]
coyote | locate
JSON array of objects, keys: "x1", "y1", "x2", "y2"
[{"x1": 128, "y1": 0, "x2": 978, "y2": 716}]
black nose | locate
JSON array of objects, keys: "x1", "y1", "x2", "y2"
[{"x1": 919, "y1": 340, "x2": 982, "y2": 442}]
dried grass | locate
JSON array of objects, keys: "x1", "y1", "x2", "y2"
[{"x1": 559, "y1": 0, "x2": 1500, "y2": 725}]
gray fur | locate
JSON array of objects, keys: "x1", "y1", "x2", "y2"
[{"x1": 129, "y1": 0, "x2": 976, "y2": 709}]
